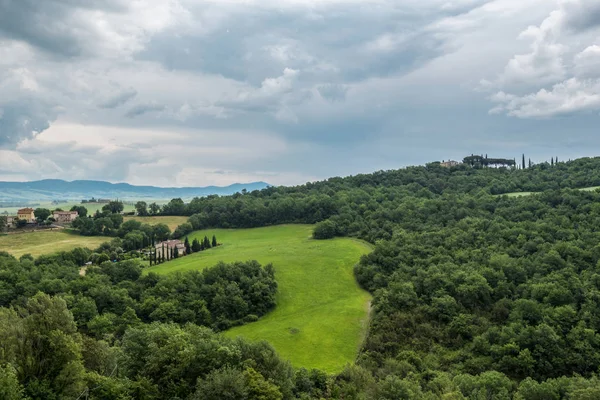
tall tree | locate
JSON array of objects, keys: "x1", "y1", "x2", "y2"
[
  {"x1": 212, "y1": 235, "x2": 218, "y2": 247},
  {"x1": 34, "y1": 208, "x2": 51, "y2": 223},
  {"x1": 149, "y1": 202, "x2": 161, "y2": 215},
  {"x1": 522, "y1": 154, "x2": 526, "y2": 169},
  {"x1": 184, "y1": 237, "x2": 191, "y2": 255},
  {"x1": 192, "y1": 238, "x2": 202, "y2": 252},
  {"x1": 102, "y1": 201, "x2": 124, "y2": 214},
  {"x1": 135, "y1": 201, "x2": 149, "y2": 216},
  {"x1": 70, "y1": 205, "x2": 88, "y2": 218}
]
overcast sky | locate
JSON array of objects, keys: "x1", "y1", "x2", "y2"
[{"x1": 0, "y1": 0, "x2": 599, "y2": 187}]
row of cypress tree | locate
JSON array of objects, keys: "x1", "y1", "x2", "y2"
[{"x1": 149, "y1": 235, "x2": 218, "y2": 265}]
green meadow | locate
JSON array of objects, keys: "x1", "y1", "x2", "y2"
[
  {"x1": 123, "y1": 215, "x2": 189, "y2": 231},
  {"x1": 146, "y1": 224, "x2": 373, "y2": 373},
  {"x1": 0, "y1": 230, "x2": 107, "y2": 258}
]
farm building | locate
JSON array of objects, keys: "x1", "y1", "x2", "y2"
[
  {"x1": 155, "y1": 239, "x2": 187, "y2": 258},
  {"x1": 6, "y1": 216, "x2": 16, "y2": 227},
  {"x1": 440, "y1": 160, "x2": 460, "y2": 168},
  {"x1": 17, "y1": 208, "x2": 35, "y2": 223},
  {"x1": 53, "y1": 210, "x2": 79, "y2": 224}
]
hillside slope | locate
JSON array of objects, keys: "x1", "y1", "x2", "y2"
[{"x1": 146, "y1": 225, "x2": 372, "y2": 373}]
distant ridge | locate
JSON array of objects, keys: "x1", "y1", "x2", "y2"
[{"x1": 0, "y1": 179, "x2": 270, "y2": 202}]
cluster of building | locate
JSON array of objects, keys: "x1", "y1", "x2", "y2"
[
  {"x1": 440, "y1": 160, "x2": 461, "y2": 168},
  {"x1": 154, "y1": 239, "x2": 187, "y2": 258},
  {"x1": 3, "y1": 208, "x2": 78, "y2": 229}
]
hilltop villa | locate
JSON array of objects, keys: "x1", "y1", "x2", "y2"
[
  {"x1": 53, "y1": 210, "x2": 79, "y2": 224},
  {"x1": 17, "y1": 208, "x2": 35, "y2": 223},
  {"x1": 155, "y1": 239, "x2": 187, "y2": 258},
  {"x1": 440, "y1": 160, "x2": 460, "y2": 168}
]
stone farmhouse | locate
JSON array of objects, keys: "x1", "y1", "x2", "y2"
[
  {"x1": 17, "y1": 208, "x2": 36, "y2": 223},
  {"x1": 53, "y1": 210, "x2": 79, "y2": 224},
  {"x1": 3, "y1": 215, "x2": 17, "y2": 228},
  {"x1": 155, "y1": 239, "x2": 187, "y2": 258},
  {"x1": 440, "y1": 160, "x2": 460, "y2": 168}
]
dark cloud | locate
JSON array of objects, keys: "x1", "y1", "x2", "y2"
[
  {"x1": 0, "y1": 0, "x2": 127, "y2": 57},
  {"x1": 137, "y1": 2, "x2": 467, "y2": 86},
  {"x1": 318, "y1": 84, "x2": 348, "y2": 102},
  {"x1": 98, "y1": 89, "x2": 138, "y2": 109},
  {"x1": 0, "y1": 101, "x2": 58, "y2": 147},
  {"x1": 563, "y1": 1, "x2": 600, "y2": 32},
  {"x1": 124, "y1": 104, "x2": 166, "y2": 118}
]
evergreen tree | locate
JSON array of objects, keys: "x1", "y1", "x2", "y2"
[
  {"x1": 522, "y1": 154, "x2": 526, "y2": 169},
  {"x1": 204, "y1": 236, "x2": 211, "y2": 249},
  {"x1": 192, "y1": 238, "x2": 202, "y2": 252},
  {"x1": 529, "y1": 158, "x2": 532, "y2": 168},
  {"x1": 184, "y1": 237, "x2": 191, "y2": 255},
  {"x1": 162, "y1": 243, "x2": 166, "y2": 263},
  {"x1": 212, "y1": 235, "x2": 217, "y2": 247},
  {"x1": 551, "y1": 157, "x2": 554, "y2": 166},
  {"x1": 174, "y1": 246, "x2": 179, "y2": 259}
]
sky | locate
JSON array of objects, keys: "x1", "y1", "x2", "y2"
[{"x1": 0, "y1": 0, "x2": 599, "y2": 187}]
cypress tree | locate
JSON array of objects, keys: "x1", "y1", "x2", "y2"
[
  {"x1": 184, "y1": 237, "x2": 191, "y2": 255},
  {"x1": 212, "y1": 235, "x2": 217, "y2": 247},
  {"x1": 174, "y1": 246, "x2": 179, "y2": 258},
  {"x1": 162, "y1": 243, "x2": 166, "y2": 262},
  {"x1": 529, "y1": 158, "x2": 532, "y2": 168},
  {"x1": 192, "y1": 238, "x2": 201, "y2": 252},
  {"x1": 522, "y1": 154, "x2": 526, "y2": 169}
]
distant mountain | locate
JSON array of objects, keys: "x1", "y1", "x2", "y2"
[{"x1": 0, "y1": 179, "x2": 270, "y2": 202}]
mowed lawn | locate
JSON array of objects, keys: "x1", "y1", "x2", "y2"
[
  {"x1": 0, "y1": 230, "x2": 107, "y2": 258},
  {"x1": 146, "y1": 224, "x2": 373, "y2": 373},
  {"x1": 123, "y1": 215, "x2": 189, "y2": 231}
]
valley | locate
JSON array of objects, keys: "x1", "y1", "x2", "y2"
[{"x1": 146, "y1": 224, "x2": 373, "y2": 373}]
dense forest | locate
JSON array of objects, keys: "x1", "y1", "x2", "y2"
[{"x1": 5, "y1": 156, "x2": 600, "y2": 398}]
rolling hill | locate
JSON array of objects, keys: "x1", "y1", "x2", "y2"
[{"x1": 0, "y1": 179, "x2": 270, "y2": 202}]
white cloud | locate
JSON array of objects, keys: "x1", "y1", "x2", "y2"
[
  {"x1": 489, "y1": 79, "x2": 600, "y2": 117},
  {"x1": 486, "y1": 0, "x2": 600, "y2": 117}
]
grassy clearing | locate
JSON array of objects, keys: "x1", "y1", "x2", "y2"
[
  {"x1": 145, "y1": 224, "x2": 372, "y2": 373},
  {"x1": 123, "y1": 216, "x2": 189, "y2": 231},
  {"x1": 0, "y1": 230, "x2": 107, "y2": 258},
  {"x1": 501, "y1": 186, "x2": 600, "y2": 197}
]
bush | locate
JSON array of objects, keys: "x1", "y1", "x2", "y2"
[
  {"x1": 313, "y1": 220, "x2": 338, "y2": 240},
  {"x1": 172, "y1": 222, "x2": 193, "y2": 238}
]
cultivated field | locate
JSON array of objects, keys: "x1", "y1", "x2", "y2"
[
  {"x1": 0, "y1": 201, "x2": 136, "y2": 215},
  {"x1": 123, "y1": 216, "x2": 189, "y2": 231},
  {"x1": 0, "y1": 230, "x2": 107, "y2": 258},
  {"x1": 145, "y1": 224, "x2": 372, "y2": 373}
]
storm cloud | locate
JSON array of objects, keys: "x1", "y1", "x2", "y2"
[{"x1": 0, "y1": 0, "x2": 599, "y2": 186}]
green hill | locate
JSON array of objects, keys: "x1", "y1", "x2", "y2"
[{"x1": 145, "y1": 224, "x2": 372, "y2": 373}]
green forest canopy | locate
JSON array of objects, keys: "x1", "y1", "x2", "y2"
[{"x1": 5, "y1": 156, "x2": 600, "y2": 398}]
